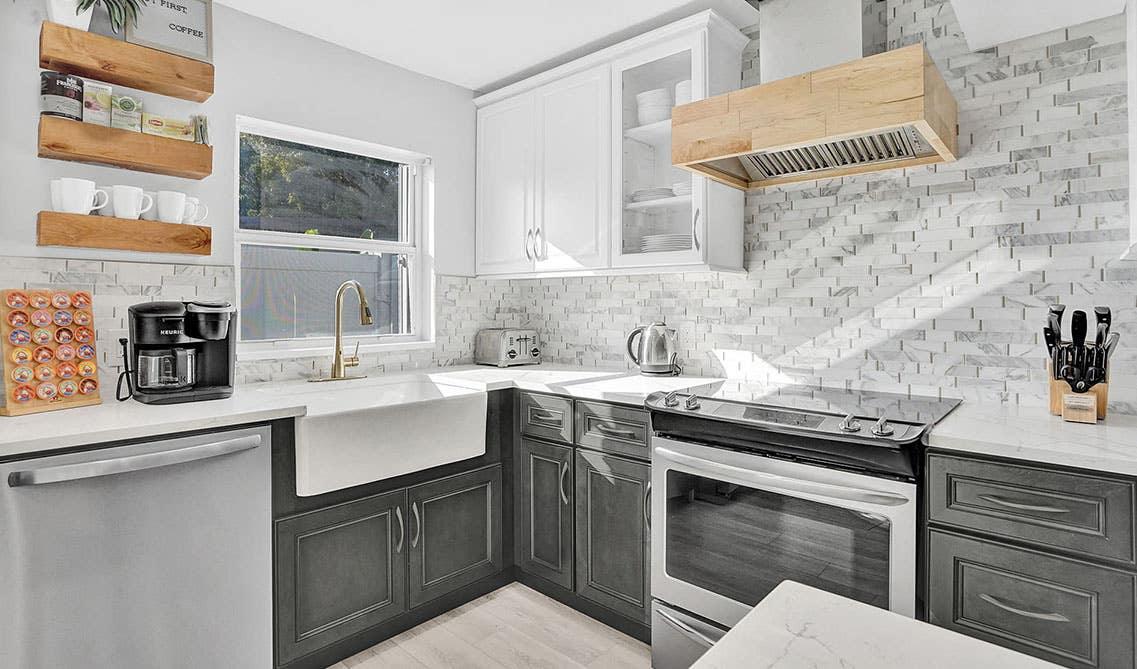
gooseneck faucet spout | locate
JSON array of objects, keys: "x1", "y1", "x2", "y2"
[{"x1": 311, "y1": 280, "x2": 373, "y2": 382}]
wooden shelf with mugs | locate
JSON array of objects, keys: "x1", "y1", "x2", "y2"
[
  {"x1": 38, "y1": 178, "x2": 211, "y2": 255},
  {"x1": 38, "y1": 115, "x2": 213, "y2": 180}
]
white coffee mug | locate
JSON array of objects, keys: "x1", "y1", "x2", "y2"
[
  {"x1": 111, "y1": 185, "x2": 154, "y2": 220},
  {"x1": 141, "y1": 191, "x2": 159, "y2": 221},
  {"x1": 156, "y1": 190, "x2": 190, "y2": 224},
  {"x1": 94, "y1": 184, "x2": 114, "y2": 216},
  {"x1": 49, "y1": 179, "x2": 61, "y2": 211},
  {"x1": 183, "y1": 196, "x2": 209, "y2": 224},
  {"x1": 57, "y1": 178, "x2": 108, "y2": 215}
]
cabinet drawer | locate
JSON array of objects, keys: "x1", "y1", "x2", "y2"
[
  {"x1": 928, "y1": 454, "x2": 1136, "y2": 565},
  {"x1": 521, "y1": 392, "x2": 573, "y2": 444},
  {"x1": 575, "y1": 401, "x2": 650, "y2": 460},
  {"x1": 928, "y1": 531, "x2": 1136, "y2": 669}
]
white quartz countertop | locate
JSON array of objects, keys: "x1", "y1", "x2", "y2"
[
  {"x1": 693, "y1": 581, "x2": 1058, "y2": 669},
  {"x1": 0, "y1": 364, "x2": 721, "y2": 460},
  {"x1": 928, "y1": 402, "x2": 1137, "y2": 476},
  {"x1": 426, "y1": 364, "x2": 722, "y2": 405}
]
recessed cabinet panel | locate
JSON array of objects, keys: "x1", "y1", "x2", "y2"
[
  {"x1": 477, "y1": 95, "x2": 536, "y2": 275},
  {"x1": 575, "y1": 449, "x2": 651, "y2": 623},
  {"x1": 275, "y1": 489, "x2": 408, "y2": 665},
  {"x1": 535, "y1": 65, "x2": 610, "y2": 271},
  {"x1": 407, "y1": 465, "x2": 503, "y2": 608},
  {"x1": 520, "y1": 439, "x2": 575, "y2": 588}
]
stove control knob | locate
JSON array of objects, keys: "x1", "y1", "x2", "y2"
[
  {"x1": 684, "y1": 395, "x2": 701, "y2": 411},
  {"x1": 663, "y1": 391, "x2": 681, "y2": 408},
  {"x1": 838, "y1": 414, "x2": 862, "y2": 433},
  {"x1": 871, "y1": 417, "x2": 895, "y2": 437}
]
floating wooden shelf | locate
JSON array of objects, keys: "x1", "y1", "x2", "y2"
[
  {"x1": 37, "y1": 211, "x2": 212, "y2": 255},
  {"x1": 38, "y1": 116, "x2": 212, "y2": 180},
  {"x1": 40, "y1": 21, "x2": 214, "y2": 102}
]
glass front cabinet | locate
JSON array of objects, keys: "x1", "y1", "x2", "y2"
[{"x1": 475, "y1": 11, "x2": 749, "y2": 277}]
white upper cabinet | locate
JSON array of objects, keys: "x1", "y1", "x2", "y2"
[
  {"x1": 534, "y1": 65, "x2": 611, "y2": 272},
  {"x1": 475, "y1": 11, "x2": 750, "y2": 278},
  {"x1": 476, "y1": 95, "x2": 536, "y2": 275}
]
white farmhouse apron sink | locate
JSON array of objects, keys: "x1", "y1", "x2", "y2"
[{"x1": 255, "y1": 376, "x2": 487, "y2": 496}]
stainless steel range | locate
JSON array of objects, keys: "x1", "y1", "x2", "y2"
[{"x1": 646, "y1": 382, "x2": 961, "y2": 669}]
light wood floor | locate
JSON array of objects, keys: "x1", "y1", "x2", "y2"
[{"x1": 327, "y1": 583, "x2": 651, "y2": 669}]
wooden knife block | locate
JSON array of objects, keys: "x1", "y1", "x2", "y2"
[{"x1": 1047, "y1": 360, "x2": 1108, "y2": 420}]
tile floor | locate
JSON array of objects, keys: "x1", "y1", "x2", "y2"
[{"x1": 327, "y1": 583, "x2": 651, "y2": 669}]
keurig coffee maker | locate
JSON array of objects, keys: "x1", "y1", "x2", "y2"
[{"x1": 117, "y1": 301, "x2": 236, "y2": 404}]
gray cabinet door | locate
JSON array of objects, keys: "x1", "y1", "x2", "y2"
[
  {"x1": 928, "y1": 530, "x2": 1136, "y2": 669},
  {"x1": 275, "y1": 489, "x2": 408, "y2": 666},
  {"x1": 519, "y1": 439, "x2": 574, "y2": 588},
  {"x1": 575, "y1": 449, "x2": 651, "y2": 623},
  {"x1": 407, "y1": 464, "x2": 503, "y2": 608}
]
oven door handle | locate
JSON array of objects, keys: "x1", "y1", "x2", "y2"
[{"x1": 655, "y1": 446, "x2": 911, "y2": 507}]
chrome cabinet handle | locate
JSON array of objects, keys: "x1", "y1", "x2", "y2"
[
  {"x1": 977, "y1": 494, "x2": 1071, "y2": 514},
  {"x1": 8, "y1": 434, "x2": 261, "y2": 487},
  {"x1": 691, "y1": 208, "x2": 701, "y2": 252},
  {"x1": 411, "y1": 502, "x2": 421, "y2": 549},
  {"x1": 394, "y1": 506, "x2": 405, "y2": 554},
  {"x1": 530, "y1": 408, "x2": 562, "y2": 426},
  {"x1": 979, "y1": 594, "x2": 1070, "y2": 623},
  {"x1": 524, "y1": 229, "x2": 534, "y2": 261},
  {"x1": 559, "y1": 462, "x2": 570, "y2": 505},
  {"x1": 595, "y1": 423, "x2": 638, "y2": 439},
  {"x1": 535, "y1": 226, "x2": 545, "y2": 260},
  {"x1": 657, "y1": 608, "x2": 716, "y2": 648},
  {"x1": 644, "y1": 482, "x2": 653, "y2": 529}
]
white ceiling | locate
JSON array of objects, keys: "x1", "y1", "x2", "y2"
[
  {"x1": 216, "y1": 0, "x2": 760, "y2": 93},
  {"x1": 951, "y1": 0, "x2": 1125, "y2": 51}
]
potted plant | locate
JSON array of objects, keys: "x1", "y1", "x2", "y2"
[
  {"x1": 45, "y1": 0, "x2": 94, "y2": 30},
  {"x1": 80, "y1": 0, "x2": 145, "y2": 34},
  {"x1": 46, "y1": 0, "x2": 144, "y2": 33}
]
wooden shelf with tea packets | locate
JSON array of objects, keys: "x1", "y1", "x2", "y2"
[
  {"x1": 40, "y1": 21, "x2": 214, "y2": 102},
  {"x1": 37, "y1": 211, "x2": 212, "y2": 256},
  {"x1": 38, "y1": 116, "x2": 213, "y2": 180},
  {"x1": 1, "y1": 289, "x2": 101, "y2": 417}
]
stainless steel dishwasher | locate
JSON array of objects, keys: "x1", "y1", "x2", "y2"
[{"x1": 0, "y1": 425, "x2": 272, "y2": 669}]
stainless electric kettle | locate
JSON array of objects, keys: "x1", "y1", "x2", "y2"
[{"x1": 626, "y1": 322, "x2": 681, "y2": 376}]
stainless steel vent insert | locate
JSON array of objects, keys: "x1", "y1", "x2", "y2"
[{"x1": 741, "y1": 125, "x2": 932, "y2": 181}]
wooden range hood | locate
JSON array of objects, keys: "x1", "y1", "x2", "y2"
[{"x1": 671, "y1": 44, "x2": 958, "y2": 190}]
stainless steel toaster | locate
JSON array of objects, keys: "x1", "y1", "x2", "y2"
[{"x1": 474, "y1": 329, "x2": 541, "y2": 367}]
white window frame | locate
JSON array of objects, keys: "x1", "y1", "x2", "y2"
[{"x1": 234, "y1": 116, "x2": 436, "y2": 361}]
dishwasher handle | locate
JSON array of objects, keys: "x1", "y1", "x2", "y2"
[{"x1": 8, "y1": 434, "x2": 263, "y2": 488}]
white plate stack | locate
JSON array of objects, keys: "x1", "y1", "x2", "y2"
[
  {"x1": 674, "y1": 79, "x2": 692, "y2": 106},
  {"x1": 636, "y1": 88, "x2": 672, "y2": 125},
  {"x1": 671, "y1": 179, "x2": 692, "y2": 197},
  {"x1": 630, "y1": 187, "x2": 674, "y2": 202},
  {"x1": 640, "y1": 233, "x2": 691, "y2": 253}
]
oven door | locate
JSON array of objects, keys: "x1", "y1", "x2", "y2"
[{"x1": 652, "y1": 436, "x2": 916, "y2": 628}]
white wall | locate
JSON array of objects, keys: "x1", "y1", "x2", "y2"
[{"x1": 0, "y1": 1, "x2": 477, "y2": 275}]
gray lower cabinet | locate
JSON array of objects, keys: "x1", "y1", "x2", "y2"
[
  {"x1": 275, "y1": 489, "x2": 408, "y2": 666},
  {"x1": 407, "y1": 464, "x2": 503, "y2": 608},
  {"x1": 519, "y1": 439, "x2": 575, "y2": 588},
  {"x1": 929, "y1": 530, "x2": 1136, "y2": 668},
  {"x1": 574, "y1": 448, "x2": 651, "y2": 623}
]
